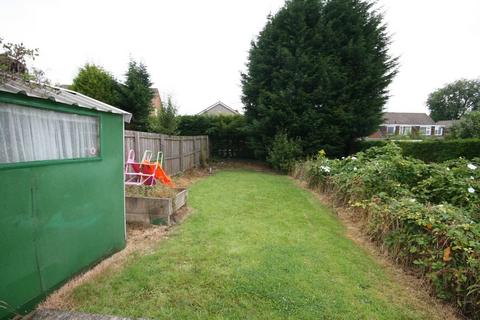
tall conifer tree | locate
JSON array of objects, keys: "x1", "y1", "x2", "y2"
[
  {"x1": 120, "y1": 60, "x2": 153, "y2": 131},
  {"x1": 242, "y1": 0, "x2": 397, "y2": 157}
]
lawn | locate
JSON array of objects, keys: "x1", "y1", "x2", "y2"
[{"x1": 71, "y1": 170, "x2": 449, "y2": 319}]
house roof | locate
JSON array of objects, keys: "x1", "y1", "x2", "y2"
[
  {"x1": 0, "y1": 79, "x2": 132, "y2": 122},
  {"x1": 383, "y1": 112, "x2": 435, "y2": 125},
  {"x1": 197, "y1": 101, "x2": 239, "y2": 115}
]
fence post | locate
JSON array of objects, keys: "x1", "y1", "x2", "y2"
[
  {"x1": 160, "y1": 134, "x2": 165, "y2": 164},
  {"x1": 206, "y1": 136, "x2": 210, "y2": 159},
  {"x1": 179, "y1": 136, "x2": 184, "y2": 172},
  {"x1": 193, "y1": 136, "x2": 198, "y2": 167}
]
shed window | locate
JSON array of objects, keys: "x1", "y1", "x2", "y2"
[
  {"x1": 0, "y1": 103, "x2": 99, "y2": 164},
  {"x1": 386, "y1": 126, "x2": 395, "y2": 135},
  {"x1": 435, "y1": 126, "x2": 444, "y2": 136}
]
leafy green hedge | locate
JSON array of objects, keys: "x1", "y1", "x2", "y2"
[
  {"x1": 293, "y1": 144, "x2": 480, "y2": 318},
  {"x1": 177, "y1": 115, "x2": 254, "y2": 159},
  {"x1": 356, "y1": 139, "x2": 480, "y2": 162}
]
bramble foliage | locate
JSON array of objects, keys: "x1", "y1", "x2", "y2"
[
  {"x1": 242, "y1": 0, "x2": 397, "y2": 158},
  {"x1": 428, "y1": 79, "x2": 480, "y2": 121},
  {"x1": 267, "y1": 133, "x2": 303, "y2": 173},
  {"x1": 293, "y1": 143, "x2": 480, "y2": 318}
]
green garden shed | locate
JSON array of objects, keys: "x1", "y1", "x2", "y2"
[{"x1": 0, "y1": 80, "x2": 131, "y2": 319}]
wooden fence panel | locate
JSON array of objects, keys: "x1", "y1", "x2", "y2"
[
  {"x1": 165, "y1": 136, "x2": 181, "y2": 175},
  {"x1": 124, "y1": 130, "x2": 209, "y2": 176}
]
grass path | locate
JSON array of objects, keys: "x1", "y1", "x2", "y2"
[{"x1": 72, "y1": 170, "x2": 449, "y2": 319}]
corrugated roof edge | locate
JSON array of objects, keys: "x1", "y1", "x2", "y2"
[
  {"x1": 0, "y1": 79, "x2": 132, "y2": 123},
  {"x1": 58, "y1": 86, "x2": 132, "y2": 123}
]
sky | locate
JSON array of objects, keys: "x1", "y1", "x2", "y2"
[{"x1": 1, "y1": 0, "x2": 479, "y2": 115}]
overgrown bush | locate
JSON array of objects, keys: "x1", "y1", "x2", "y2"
[
  {"x1": 149, "y1": 96, "x2": 178, "y2": 135},
  {"x1": 450, "y1": 111, "x2": 480, "y2": 139},
  {"x1": 356, "y1": 139, "x2": 480, "y2": 162},
  {"x1": 293, "y1": 143, "x2": 480, "y2": 318},
  {"x1": 267, "y1": 133, "x2": 303, "y2": 173}
]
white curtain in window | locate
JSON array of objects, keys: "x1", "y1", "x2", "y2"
[{"x1": 0, "y1": 103, "x2": 99, "y2": 164}]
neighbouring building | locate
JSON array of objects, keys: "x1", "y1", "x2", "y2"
[
  {"x1": 197, "y1": 101, "x2": 239, "y2": 116},
  {"x1": 368, "y1": 112, "x2": 449, "y2": 139},
  {"x1": 0, "y1": 79, "x2": 131, "y2": 319}
]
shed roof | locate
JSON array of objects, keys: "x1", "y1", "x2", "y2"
[
  {"x1": 0, "y1": 80, "x2": 132, "y2": 122},
  {"x1": 383, "y1": 112, "x2": 435, "y2": 125}
]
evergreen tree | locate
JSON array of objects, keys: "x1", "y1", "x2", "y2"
[
  {"x1": 427, "y1": 79, "x2": 480, "y2": 121},
  {"x1": 120, "y1": 60, "x2": 154, "y2": 131},
  {"x1": 241, "y1": 0, "x2": 397, "y2": 157},
  {"x1": 71, "y1": 64, "x2": 120, "y2": 106}
]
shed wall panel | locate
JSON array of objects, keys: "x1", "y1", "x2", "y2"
[{"x1": 0, "y1": 94, "x2": 126, "y2": 320}]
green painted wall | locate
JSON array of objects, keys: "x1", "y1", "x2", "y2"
[{"x1": 0, "y1": 93, "x2": 126, "y2": 319}]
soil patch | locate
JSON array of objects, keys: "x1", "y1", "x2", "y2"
[
  {"x1": 208, "y1": 159, "x2": 273, "y2": 173},
  {"x1": 171, "y1": 206, "x2": 192, "y2": 224}
]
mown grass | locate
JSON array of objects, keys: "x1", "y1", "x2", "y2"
[{"x1": 72, "y1": 170, "x2": 449, "y2": 319}]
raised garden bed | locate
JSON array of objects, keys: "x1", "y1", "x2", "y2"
[{"x1": 125, "y1": 185, "x2": 188, "y2": 226}]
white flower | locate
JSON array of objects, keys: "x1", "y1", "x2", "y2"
[
  {"x1": 320, "y1": 165, "x2": 331, "y2": 173},
  {"x1": 353, "y1": 167, "x2": 357, "y2": 171},
  {"x1": 351, "y1": 156, "x2": 358, "y2": 160},
  {"x1": 409, "y1": 198, "x2": 416, "y2": 203},
  {"x1": 471, "y1": 176, "x2": 475, "y2": 180},
  {"x1": 467, "y1": 163, "x2": 477, "y2": 170},
  {"x1": 446, "y1": 167, "x2": 450, "y2": 171},
  {"x1": 468, "y1": 187, "x2": 475, "y2": 194}
]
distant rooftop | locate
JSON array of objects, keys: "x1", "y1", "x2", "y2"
[
  {"x1": 197, "y1": 101, "x2": 239, "y2": 116},
  {"x1": 383, "y1": 112, "x2": 435, "y2": 125}
]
